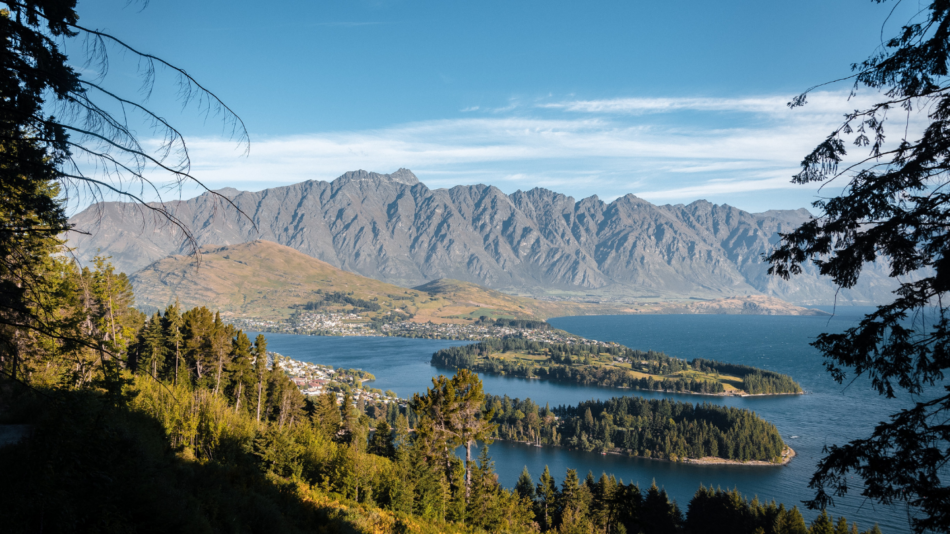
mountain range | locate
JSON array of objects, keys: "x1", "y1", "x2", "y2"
[{"x1": 68, "y1": 169, "x2": 897, "y2": 305}]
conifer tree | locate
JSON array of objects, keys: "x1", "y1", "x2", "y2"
[
  {"x1": 311, "y1": 391, "x2": 342, "y2": 439},
  {"x1": 252, "y1": 334, "x2": 267, "y2": 422},
  {"x1": 138, "y1": 312, "x2": 166, "y2": 378},
  {"x1": 810, "y1": 510, "x2": 836, "y2": 534},
  {"x1": 368, "y1": 420, "x2": 396, "y2": 459},
  {"x1": 641, "y1": 482, "x2": 681, "y2": 534},
  {"x1": 536, "y1": 465, "x2": 560, "y2": 531},
  {"x1": 558, "y1": 469, "x2": 591, "y2": 529},
  {"x1": 161, "y1": 301, "x2": 183, "y2": 385},
  {"x1": 767, "y1": 2, "x2": 950, "y2": 529},
  {"x1": 226, "y1": 330, "x2": 254, "y2": 412},
  {"x1": 776, "y1": 506, "x2": 810, "y2": 534},
  {"x1": 515, "y1": 466, "x2": 535, "y2": 500}
]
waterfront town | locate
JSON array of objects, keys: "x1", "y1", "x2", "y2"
[
  {"x1": 267, "y1": 351, "x2": 401, "y2": 407},
  {"x1": 233, "y1": 311, "x2": 616, "y2": 347}
]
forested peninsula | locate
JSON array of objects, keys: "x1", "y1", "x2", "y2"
[
  {"x1": 486, "y1": 394, "x2": 791, "y2": 464},
  {"x1": 432, "y1": 338, "x2": 803, "y2": 396}
]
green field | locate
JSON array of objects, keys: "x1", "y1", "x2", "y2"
[{"x1": 488, "y1": 349, "x2": 744, "y2": 392}]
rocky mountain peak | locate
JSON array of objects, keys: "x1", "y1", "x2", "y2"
[
  {"x1": 332, "y1": 168, "x2": 420, "y2": 187},
  {"x1": 389, "y1": 168, "x2": 420, "y2": 185},
  {"x1": 67, "y1": 170, "x2": 895, "y2": 305}
]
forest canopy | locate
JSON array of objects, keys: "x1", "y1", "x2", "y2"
[{"x1": 432, "y1": 338, "x2": 803, "y2": 396}]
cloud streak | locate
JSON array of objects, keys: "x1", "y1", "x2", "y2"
[
  {"x1": 119, "y1": 89, "x2": 929, "y2": 212},
  {"x1": 537, "y1": 90, "x2": 883, "y2": 116}
]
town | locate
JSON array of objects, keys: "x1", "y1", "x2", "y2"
[
  {"x1": 267, "y1": 351, "x2": 402, "y2": 408},
  {"x1": 233, "y1": 312, "x2": 618, "y2": 348}
]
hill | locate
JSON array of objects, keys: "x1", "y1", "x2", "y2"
[
  {"x1": 130, "y1": 240, "x2": 826, "y2": 323},
  {"x1": 70, "y1": 169, "x2": 899, "y2": 305},
  {"x1": 129, "y1": 240, "x2": 632, "y2": 322}
]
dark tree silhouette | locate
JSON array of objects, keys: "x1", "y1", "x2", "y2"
[
  {"x1": 0, "y1": 0, "x2": 248, "y2": 380},
  {"x1": 768, "y1": 1, "x2": 950, "y2": 531}
]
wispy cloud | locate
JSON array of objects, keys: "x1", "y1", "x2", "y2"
[
  {"x1": 118, "y1": 89, "x2": 928, "y2": 212},
  {"x1": 182, "y1": 115, "x2": 825, "y2": 182},
  {"x1": 635, "y1": 175, "x2": 803, "y2": 200},
  {"x1": 538, "y1": 90, "x2": 882, "y2": 117}
]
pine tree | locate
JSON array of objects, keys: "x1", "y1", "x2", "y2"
[
  {"x1": 642, "y1": 481, "x2": 681, "y2": 534},
  {"x1": 252, "y1": 334, "x2": 267, "y2": 422},
  {"x1": 227, "y1": 330, "x2": 253, "y2": 410},
  {"x1": 161, "y1": 301, "x2": 183, "y2": 385},
  {"x1": 810, "y1": 510, "x2": 835, "y2": 534},
  {"x1": 776, "y1": 506, "x2": 809, "y2": 534},
  {"x1": 536, "y1": 465, "x2": 559, "y2": 531},
  {"x1": 515, "y1": 466, "x2": 535, "y2": 500},
  {"x1": 139, "y1": 312, "x2": 166, "y2": 378},
  {"x1": 368, "y1": 420, "x2": 396, "y2": 459},
  {"x1": 467, "y1": 446, "x2": 503, "y2": 530},
  {"x1": 311, "y1": 391, "x2": 342, "y2": 439}
]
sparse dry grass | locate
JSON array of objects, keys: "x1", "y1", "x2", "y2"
[{"x1": 131, "y1": 240, "x2": 625, "y2": 323}]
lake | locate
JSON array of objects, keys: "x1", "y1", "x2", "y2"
[{"x1": 249, "y1": 306, "x2": 920, "y2": 534}]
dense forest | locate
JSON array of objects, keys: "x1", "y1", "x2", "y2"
[
  {"x1": 486, "y1": 394, "x2": 787, "y2": 462},
  {"x1": 432, "y1": 338, "x2": 802, "y2": 396},
  {"x1": 512, "y1": 470, "x2": 883, "y2": 534},
  {"x1": 0, "y1": 257, "x2": 877, "y2": 533}
]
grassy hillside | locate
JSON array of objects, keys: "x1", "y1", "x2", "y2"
[
  {"x1": 129, "y1": 240, "x2": 630, "y2": 322},
  {"x1": 130, "y1": 240, "x2": 826, "y2": 323}
]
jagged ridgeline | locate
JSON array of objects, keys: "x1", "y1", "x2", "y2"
[
  {"x1": 486, "y1": 394, "x2": 786, "y2": 462},
  {"x1": 432, "y1": 339, "x2": 802, "y2": 396}
]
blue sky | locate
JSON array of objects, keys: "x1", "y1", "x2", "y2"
[{"x1": 70, "y1": 0, "x2": 919, "y2": 213}]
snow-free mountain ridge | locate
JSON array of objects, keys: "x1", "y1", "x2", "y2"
[{"x1": 69, "y1": 169, "x2": 897, "y2": 305}]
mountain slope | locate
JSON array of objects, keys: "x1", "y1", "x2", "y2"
[
  {"x1": 129, "y1": 240, "x2": 635, "y2": 321},
  {"x1": 72, "y1": 169, "x2": 898, "y2": 304}
]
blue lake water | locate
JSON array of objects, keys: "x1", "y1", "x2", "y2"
[{"x1": 249, "y1": 306, "x2": 921, "y2": 533}]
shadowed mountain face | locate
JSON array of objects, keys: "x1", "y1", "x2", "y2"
[{"x1": 68, "y1": 169, "x2": 896, "y2": 305}]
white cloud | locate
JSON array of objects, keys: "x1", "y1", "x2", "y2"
[
  {"x1": 109, "y1": 89, "x2": 933, "y2": 212},
  {"x1": 180, "y1": 115, "x2": 827, "y2": 186},
  {"x1": 634, "y1": 175, "x2": 802, "y2": 200},
  {"x1": 538, "y1": 90, "x2": 883, "y2": 117}
]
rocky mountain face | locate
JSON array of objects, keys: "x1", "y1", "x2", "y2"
[{"x1": 68, "y1": 169, "x2": 897, "y2": 305}]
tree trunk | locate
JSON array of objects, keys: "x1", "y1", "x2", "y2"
[
  {"x1": 11, "y1": 330, "x2": 19, "y2": 381},
  {"x1": 174, "y1": 338, "x2": 180, "y2": 386},
  {"x1": 465, "y1": 438, "x2": 473, "y2": 500},
  {"x1": 279, "y1": 390, "x2": 288, "y2": 429},
  {"x1": 213, "y1": 354, "x2": 224, "y2": 396},
  {"x1": 256, "y1": 378, "x2": 263, "y2": 422}
]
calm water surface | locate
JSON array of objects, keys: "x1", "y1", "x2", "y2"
[{"x1": 250, "y1": 307, "x2": 919, "y2": 533}]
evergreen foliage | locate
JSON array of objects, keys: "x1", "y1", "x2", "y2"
[
  {"x1": 766, "y1": 1, "x2": 950, "y2": 530},
  {"x1": 485, "y1": 394, "x2": 787, "y2": 462},
  {"x1": 433, "y1": 338, "x2": 802, "y2": 395},
  {"x1": 0, "y1": 276, "x2": 882, "y2": 533},
  {"x1": 296, "y1": 291, "x2": 382, "y2": 313}
]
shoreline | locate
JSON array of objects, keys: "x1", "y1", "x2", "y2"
[
  {"x1": 494, "y1": 438, "x2": 796, "y2": 467},
  {"x1": 443, "y1": 365, "x2": 804, "y2": 399},
  {"x1": 260, "y1": 329, "x2": 805, "y2": 399},
  {"x1": 682, "y1": 446, "x2": 796, "y2": 466}
]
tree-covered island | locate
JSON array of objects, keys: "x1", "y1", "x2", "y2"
[
  {"x1": 432, "y1": 338, "x2": 803, "y2": 396},
  {"x1": 485, "y1": 394, "x2": 792, "y2": 464}
]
